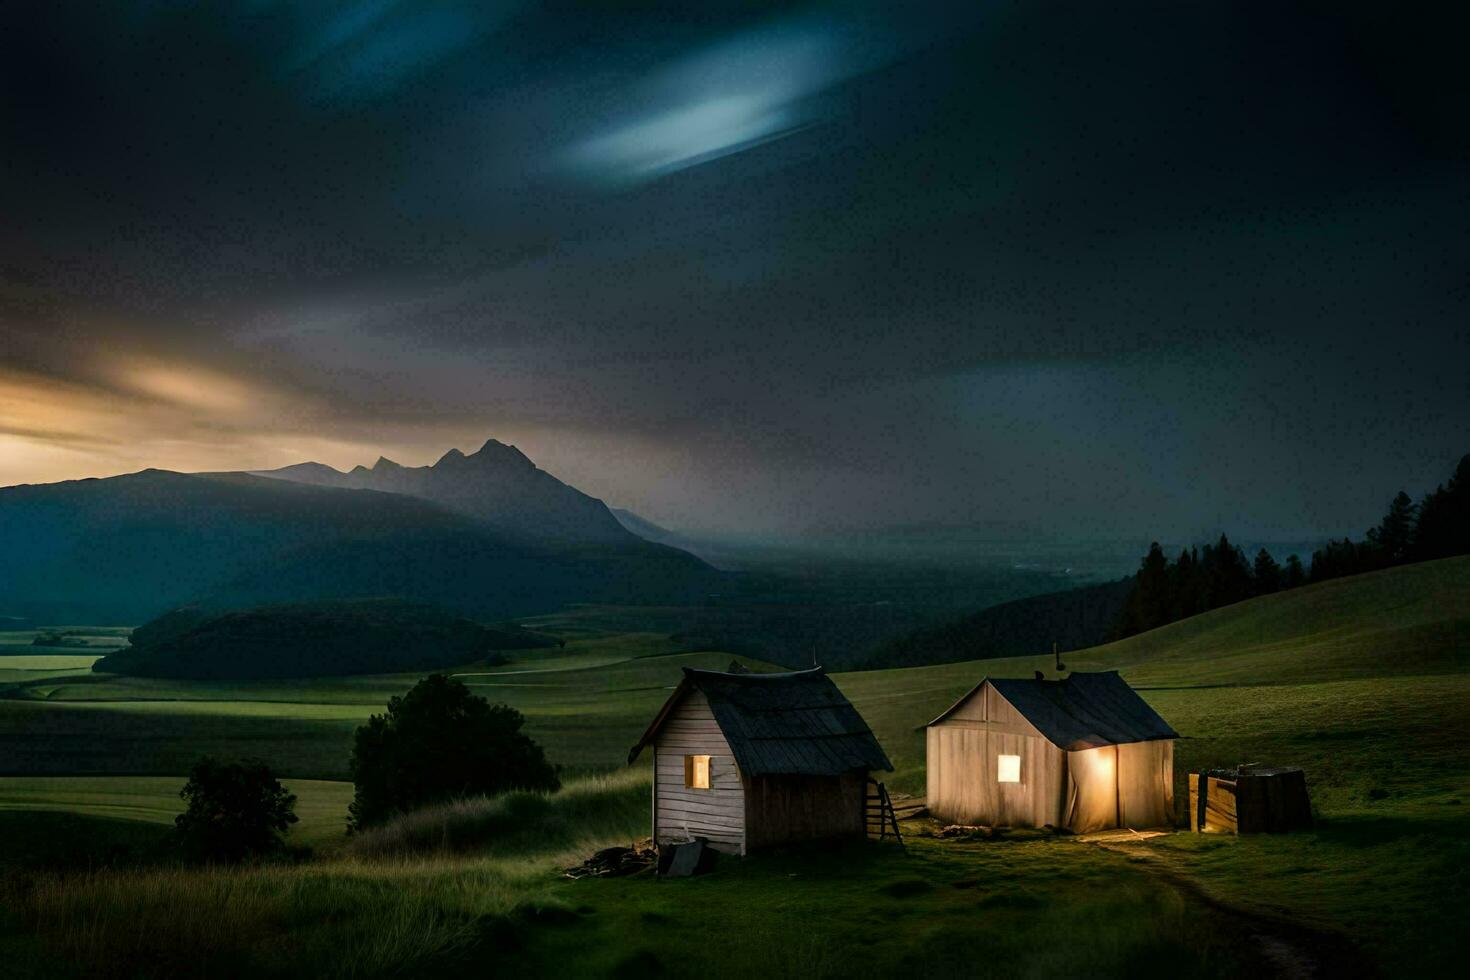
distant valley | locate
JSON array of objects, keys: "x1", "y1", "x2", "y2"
[{"x1": 0, "y1": 438, "x2": 1170, "y2": 669}]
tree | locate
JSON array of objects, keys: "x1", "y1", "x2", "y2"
[
  {"x1": 1411, "y1": 455, "x2": 1470, "y2": 561},
  {"x1": 1310, "y1": 537, "x2": 1371, "y2": 582},
  {"x1": 349, "y1": 674, "x2": 560, "y2": 830},
  {"x1": 1253, "y1": 548, "x2": 1281, "y2": 595},
  {"x1": 1366, "y1": 491, "x2": 1417, "y2": 564},
  {"x1": 1172, "y1": 546, "x2": 1202, "y2": 620},
  {"x1": 1202, "y1": 534, "x2": 1252, "y2": 608},
  {"x1": 175, "y1": 758, "x2": 298, "y2": 863},
  {"x1": 1114, "y1": 542, "x2": 1171, "y2": 637},
  {"x1": 1282, "y1": 554, "x2": 1306, "y2": 589}
]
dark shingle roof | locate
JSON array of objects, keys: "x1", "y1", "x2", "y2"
[
  {"x1": 628, "y1": 667, "x2": 893, "y2": 776},
  {"x1": 928, "y1": 671, "x2": 1177, "y2": 751}
]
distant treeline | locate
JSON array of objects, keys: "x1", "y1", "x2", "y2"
[
  {"x1": 1113, "y1": 454, "x2": 1470, "y2": 639},
  {"x1": 95, "y1": 599, "x2": 560, "y2": 680},
  {"x1": 861, "y1": 578, "x2": 1135, "y2": 670}
]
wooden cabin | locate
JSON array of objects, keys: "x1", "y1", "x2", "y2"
[
  {"x1": 925, "y1": 671, "x2": 1178, "y2": 833},
  {"x1": 627, "y1": 666, "x2": 893, "y2": 854}
]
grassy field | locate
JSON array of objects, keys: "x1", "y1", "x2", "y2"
[
  {"x1": 0, "y1": 772, "x2": 1272, "y2": 979},
  {"x1": 0, "y1": 777, "x2": 354, "y2": 849},
  {"x1": 1, "y1": 557, "x2": 1467, "y2": 976},
  {"x1": 0, "y1": 626, "x2": 123, "y2": 685},
  {"x1": 0, "y1": 633, "x2": 772, "y2": 779}
]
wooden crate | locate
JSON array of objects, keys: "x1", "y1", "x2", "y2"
[{"x1": 1189, "y1": 767, "x2": 1313, "y2": 834}]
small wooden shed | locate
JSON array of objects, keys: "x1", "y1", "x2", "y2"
[
  {"x1": 925, "y1": 671, "x2": 1178, "y2": 833},
  {"x1": 628, "y1": 666, "x2": 893, "y2": 854}
]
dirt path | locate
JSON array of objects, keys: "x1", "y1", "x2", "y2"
[{"x1": 1088, "y1": 838, "x2": 1374, "y2": 979}]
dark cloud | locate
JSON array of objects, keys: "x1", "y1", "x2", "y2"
[{"x1": 2, "y1": 1, "x2": 1466, "y2": 541}]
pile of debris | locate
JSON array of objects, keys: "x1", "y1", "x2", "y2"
[
  {"x1": 562, "y1": 840, "x2": 657, "y2": 880},
  {"x1": 933, "y1": 823, "x2": 1010, "y2": 841}
]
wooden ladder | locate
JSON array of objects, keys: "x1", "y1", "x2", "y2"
[{"x1": 865, "y1": 778, "x2": 903, "y2": 844}]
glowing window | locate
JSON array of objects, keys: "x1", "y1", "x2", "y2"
[
  {"x1": 997, "y1": 754, "x2": 1021, "y2": 783},
  {"x1": 685, "y1": 754, "x2": 711, "y2": 789}
]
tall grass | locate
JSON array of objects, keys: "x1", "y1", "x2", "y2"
[
  {"x1": 4, "y1": 859, "x2": 548, "y2": 979},
  {"x1": 345, "y1": 767, "x2": 650, "y2": 861},
  {"x1": 1, "y1": 771, "x2": 652, "y2": 979}
]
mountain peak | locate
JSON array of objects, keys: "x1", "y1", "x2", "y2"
[
  {"x1": 471, "y1": 438, "x2": 533, "y2": 468},
  {"x1": 251, "y1": 438, "x2": 633, "y2": 544},
  {"x1": 275, "y1": 461, "x2": 341, "y2": 476}
]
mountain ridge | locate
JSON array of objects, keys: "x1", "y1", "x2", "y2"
[
  {"x1": 0, "y1": 464, "x2": 717, "y2": 624},
  {"x1": 252, "y1": 438, "x2": 631, "y2": 545}
]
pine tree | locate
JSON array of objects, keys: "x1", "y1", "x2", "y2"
[
  {"x1": 1173, "y1": 546, "x2": 1202, "y2": 619},
  {"x1": 1411, "y1": 455, "x2": 1470, "y2": 561},
  {"x1": 1136, "y1": 542, "x2": 1171, "y2": 631},
  {"x1": 1115, "y1": 542, "x2": 1172, "y2": 638},
  {"x1": 1366, "y1": 491, "x2": 1417, "y2": 564},
  {"x1": 1282, "y1": 554, "x2": 1306, "y2": 589},
  {"x1": 1205, "y1": 534, "x2": 1252, "y2": 608},
  {"x1": 1253, "y1": 548, "x2": 1281, "y2": 594},
  {"x1": 1310, "y1": 538, "x2": 1364, "y2": 582}
]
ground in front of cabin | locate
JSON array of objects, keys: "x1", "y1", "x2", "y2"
[{"x1": 0, "y1": 824, "x2": 1286, "y2": 979}]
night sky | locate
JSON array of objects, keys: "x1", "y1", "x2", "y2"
[{"x1": 2, "y1": 1, "x2": 1466, "y2": 543}]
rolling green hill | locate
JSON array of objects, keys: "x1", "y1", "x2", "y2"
[{"x1": 842, "y1": 555, "x2": 1470, "y2": 794}]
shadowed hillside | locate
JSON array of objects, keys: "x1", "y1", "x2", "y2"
[
  {"x1": 255, "y1": 439, "x2": 633, "y2": 544},
  {"x1": 0, "y1": 469, "x2": 717, "y2": 624},
  {"x1": 862, "y1": 577, "x2": 1133, "y2": 669}
]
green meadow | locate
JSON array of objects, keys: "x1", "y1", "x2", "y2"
[{"x1": 1, "y1": 557, "x2": 1467, "y2": 976}]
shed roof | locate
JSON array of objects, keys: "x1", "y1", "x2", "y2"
[
  {"x1": 628, "y1": 667, "x2": 893, "y2": 776},
  {"x1": 928, "y1": 671, "x2": 1177, "y2": 751}
]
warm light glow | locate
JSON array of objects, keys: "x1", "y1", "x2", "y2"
[
  {"x1": 121, "y1": 362, "x2": 255, "y2": 413},
  {"x1": 997, "y1": 754, "x2": 1021, "y2": 783},
  {"x1": 686, "y1": 754, "x2": 711, "y2": 789},
  {"x1": 0, "y1": 364, "x2": 436, "y2": 488}
]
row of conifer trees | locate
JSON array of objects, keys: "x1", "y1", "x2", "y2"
[{"x1": 1112, "y1": 454, "x2": 1469, "y2": 639}]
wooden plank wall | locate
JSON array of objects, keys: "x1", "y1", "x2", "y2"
[
  {"x1": 1189, "y1": 770, "x2": 1312, "y2": 833},
  {"x1": 744, "y1": 771, "x2": 867, "y2": 850},
  {"x1": 1234, "y1": 769, "x2": 1312, "y2": 832},
  {"x1": 653, "y1": 690, "x2": 745, "y2": 853},
  {"x1": 1117, "y1": 739, "x2": 1174, "y2": 829},
  {"x1": 1188, "y1": 773, "x2": 1238, "y2": 833},
  {"x1": 1064, "y1": 745, "x2": 1118, "y2": 833},
  {"x1": 926, "y1": 681, "x2": 1064, "y2": 828}
]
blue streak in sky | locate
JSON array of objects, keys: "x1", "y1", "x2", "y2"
[{"x1": 563, "y1": 3, "x2": 936, "y2": 187}]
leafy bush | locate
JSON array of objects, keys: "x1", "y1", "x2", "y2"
[
  {"x1": 174, "y1": 758, "x2": 298, "y2": 863},
  {"x1": 349, "y1": 674, "x2": 560, "y2": 830}
]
